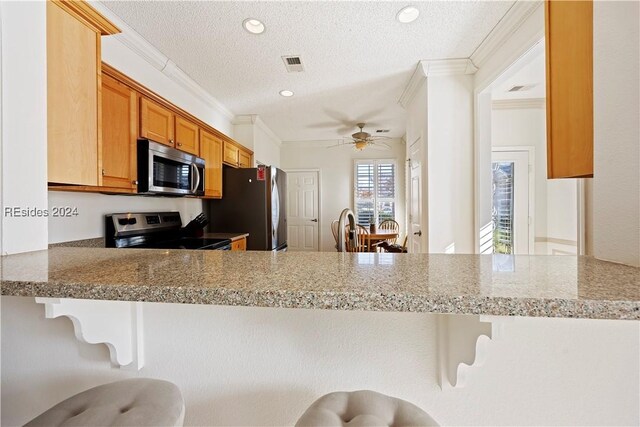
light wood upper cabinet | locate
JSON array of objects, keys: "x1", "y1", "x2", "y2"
[
  {"x1": 47, "y1": 2, "x2": 97, "y2": 185},
  {"x1": 223, "y1": 141, "x2": 240, "y2": 166},
  {"x1": 238, "y1": 149, "x2": 252, "y2": 168},
  {"x1": 223, "y1": 140, "x2": 253, "y2": 168},
  {"x1": 200, "y1": 130, "x2": 223, "y2": 198},
  {"x1": 545, "y1": 0, "x2": 593, "y2": 178},
  {"x1": 175, "y1": 115, "x2": 199, "y2": 155},
  {"x1": 101, "y1": 74, "x2": 137, "y2": 190},
  {"x1": 47, "y1": 1, "x2": 119, "y2": 186},
  {"x1": 140, "y1": 97, "x2": 175, "y2": 146}
]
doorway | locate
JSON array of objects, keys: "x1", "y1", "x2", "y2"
[
  {"x1": 491, "y1": 148, "x2": 533, "y2": 254},
  {"x1": 286, "y1": 170, "x2": 320, "y2": 251},
  {"x1": 475, "y1": 39, "x2": 580, "y2": 256}
]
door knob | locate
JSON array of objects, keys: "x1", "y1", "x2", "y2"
[
  {"x1": 413, "y1": 230, "x2": 422, "y2": 236},
  {"x1": 310, "y1": 219, "x2": 318, "y2": 222}
]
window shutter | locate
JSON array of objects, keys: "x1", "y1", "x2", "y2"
[{"x1": 354, "y1": 160, "x2": 396, "y2": 225}]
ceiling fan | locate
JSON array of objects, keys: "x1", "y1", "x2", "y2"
[{"x1": 329, "y1": 123, "x2": 391, "y2": 151}]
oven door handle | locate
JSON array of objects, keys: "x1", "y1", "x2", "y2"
[{"x1": 191, "y1": 162, "x2": 201, "y2": 194}]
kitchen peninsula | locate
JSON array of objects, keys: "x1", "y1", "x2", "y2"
[{"x1": 2, "y1": 248, "x2": 638, "y2": 320}]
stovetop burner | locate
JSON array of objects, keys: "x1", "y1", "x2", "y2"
[{"x1": 105, "y1": 212, "x2": 231, "y2": 250}]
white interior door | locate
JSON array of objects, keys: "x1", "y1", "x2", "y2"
[
  {"x1": 409, "y1": 139, "x2": 423, "y2": 253},
  {"x1": 491, "y1": 150, "x2": 531, "y2": 254},
  {"x1": 286, "y1": 171, "x2": 319, "y2": 251}
]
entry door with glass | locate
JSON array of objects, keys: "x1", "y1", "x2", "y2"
[{"x1": 491, "y1": 150, "x2": 531, "y2": 254}]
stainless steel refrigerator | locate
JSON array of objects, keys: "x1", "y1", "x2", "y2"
[{"x1": 205, "y1": 166, "x2": 287, "y2": 251}]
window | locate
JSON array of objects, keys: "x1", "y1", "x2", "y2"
[
  {"x1": 492, "y1": 161, "x2": 514, "y2": 254},
  {"x1": 354, "y1": 160, "x2": 397, "y2": 226}
]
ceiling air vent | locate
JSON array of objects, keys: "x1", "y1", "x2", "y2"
[
  {"x1": 282, "y1": 55, "x2": 304, "y2": 72},
  {"x1": 376, "y1": 129, "x2": 390, "y2": 133}
]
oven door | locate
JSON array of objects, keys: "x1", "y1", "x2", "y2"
[{"x1": 138, "y1": 139, "x2": 204, "y2": 196}]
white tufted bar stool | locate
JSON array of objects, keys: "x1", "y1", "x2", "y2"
[
  {"x1": 296, "y1": 390, "x2": 439, "y2": 427},
  {"x1": 24, "y1": 378, "x2": 185, "y2": 427}
]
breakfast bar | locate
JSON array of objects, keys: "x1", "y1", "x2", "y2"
[{"x1": 2, "y1": 248, "x2": 638, "y2": 320}]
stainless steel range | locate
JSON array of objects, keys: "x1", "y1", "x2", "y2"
[{"x1": 105, "y1": 212, "x2": 231, "y2": 250}]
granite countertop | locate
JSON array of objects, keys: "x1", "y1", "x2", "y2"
[{"x1": 1, "y1": 248, "x2": 638, "y2": 320}]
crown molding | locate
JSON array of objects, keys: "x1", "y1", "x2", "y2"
[
  {"x1": 398, "y1": 59, "x2": 477, "y2": 108},
  {"x1": 470, "y1": 0, "x2": 543, "y2": 68},
  {"x1": 90, "y1": 1, "x2": 234, "y2": 122},
  {"x1": 492, "y1": 98, "x2": 545, "y2": 110},
  {"x1": 233, "y1": 115, "x2": 283, "y2": 147}
]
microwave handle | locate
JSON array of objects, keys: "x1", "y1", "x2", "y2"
[{"x1": 191, "y1": 162, "x2": 201, "y2": 193}]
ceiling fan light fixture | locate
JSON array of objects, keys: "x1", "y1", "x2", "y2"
[
  {"x1": 243, "y1": 18, "x2": 265, "y2": 34},
  {"x1": 397, "y1": 6, "x2": 420, "y2": 24},
  {"x1": 279, "y1": 90, "x2": 294, "y2": 97},
  {"x1": 354, "y1": 141, "x2": 368, "y2": 151}
]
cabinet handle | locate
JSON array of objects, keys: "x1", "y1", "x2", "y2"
[
  {"x1": 132, "y1": 180, "x2": 138, "y2": 185},
  {"x1": 170, "y1": 139, "x2": 175, "y2": 144},
  {"x1": 177, "y1": 142, "x2": 183, "y2": 147}
]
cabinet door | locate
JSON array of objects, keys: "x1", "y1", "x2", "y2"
[
  {"x1": 231, "y1": 237, "x2": 247, "y2": 251},
  {"x1": 140, "y1": 97, "x2": 174, "y2": 146},
  {"x1": 238, "y1": 149, "x2": 252, "y2": 168},
  {"x1": 223, "y1": 141, "x2": 239, "y2": 166},
  {"x1": 101, "y1": 75, "x2": 137, "y2": 190},
  {"x1": 47, "y1": 1, "x2": 99, "y2": 185},
  {"x1": 545, "y1": 0, "x2": 593, "y2": 178},
  {"x1": 200, "y1": 130, "x2": 223, "y2": 198},
  {"x1": 175, "y1": 115, "x2": 199, "y2": 155}
]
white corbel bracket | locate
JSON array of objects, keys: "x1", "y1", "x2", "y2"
[
  {"x1": 436, "y1": 314, "x2": 511, "y2": 390},
  {"x1": 35, "y1": 298, "x2": 144, "y2": 370}
]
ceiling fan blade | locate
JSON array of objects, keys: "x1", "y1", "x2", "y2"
[
  {"x1": 368, "y1": 141, "x2": 391, "y2": 151},
  {"x1": 307, "y1": 121, "x2": 346, "y2": 129}
]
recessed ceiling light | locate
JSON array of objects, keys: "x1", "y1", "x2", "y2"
[
  {"x1": 243, "y1": 18, "x2": 265, "y2": 34},
  {"x1": 279, "y1": 90, "x2": 294, "y2": 97},
  {"x1": 396, "y1": 6, "x2": 420, "y2": 24}
]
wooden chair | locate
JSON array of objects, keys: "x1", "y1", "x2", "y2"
[
  {"x1": 345, "y1": 224, "x2": 369, "y2": 252},
  {"x1": 378, "y1": 219, "x2": 400, "y2": 244},
  {"x1": 330, "y1": 220, "x2": 340, "y2": 251}
]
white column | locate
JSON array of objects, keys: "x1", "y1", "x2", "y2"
[{"x1": 0, "y1": 2, "x2": 48, "y2": 255}]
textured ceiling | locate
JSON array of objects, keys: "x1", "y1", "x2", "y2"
[{"x1": 103, "y1": 1, "x2": 514, "y2": 141}]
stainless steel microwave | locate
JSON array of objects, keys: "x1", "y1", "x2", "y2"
[{"x1": 137, "y1": 139, "x2": 205, "y2": 196}]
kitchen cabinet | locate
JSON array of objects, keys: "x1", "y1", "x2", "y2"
[
  {"x1": 47, "y1": 0, "x2": 119, "y2": 186},
  {"x1": 223, "y1": 141, "x2": 240, "y2": 166},
  {"x1": 238, "y1": 149, "x2": 252, "y2": 168},
  {"x1": 200, "y1": 130, "x2": 223, "y2": 198},
  {"x1": 231, "y1": 237, "x2": 247, "y2": 251},
  {"x1": 175, "y1": 116, "x2": 199, "y2": 155},
  {"x1": 140, "y1": 98, "x2": 200, "y2": 156},
  {"x1": 140, "y1": 97, "x2": 175, "y2": 147},
  {"x1": 223, "y1": 141, "x2": 253, "y2": 168},
  {"x1": 545, "y1": 0, "x2": 593, "y2": 178},
  {"x1": 101, "y1": 74, "x2": 138, "y2": 190}
]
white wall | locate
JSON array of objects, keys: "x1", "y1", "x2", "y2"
[
  {"x1": 48, "y1": 192, "x2": 204, "y2": 244},
  {"x1": 0, "y1": 2, "x2": 48, "y2": 255},
  {"x1": 233, "y1": 116, "x2": 282, "y2": 168},
  {"x1": 281, "y1": 140, "x2": 405, "y2": 252},
  {"x1": 592, "y1": 1, "x2": 640, "y2": 267},
  {"x1": 2, "y1": 296, "x2": 638, "y2": 426},
  {"x1": 491, "y1": 106, "x2": 578, "y2": 255}
]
